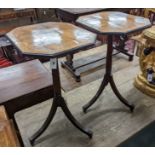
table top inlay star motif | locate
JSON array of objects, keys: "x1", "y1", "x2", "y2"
[
  {"x1": 6, "y1": 22, "x2": 96, "y2": 57},
  {"x1": 76, "y1": 12, "x2": 151, "y2": 35}
]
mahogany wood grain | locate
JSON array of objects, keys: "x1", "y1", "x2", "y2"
[
  {"x1": 76, "y1": 11, "x2": 151, "y2": 35},
  {"x1": 0, "y1": 59, "x2": 53, "y2": 118},
  {"x1": 0, "y1": 59, "x2": 52, "y2": 104},
  {"x1": 6, "y1": 22, "x2": 96, "y2": 58}
]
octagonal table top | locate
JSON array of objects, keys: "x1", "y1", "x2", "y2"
[
  {"x1": 76, "y1": 11, "x2": 151, "y2": 35},
  {"x1": 6, "y1": 22, "x2": 97, "y2": 58}
]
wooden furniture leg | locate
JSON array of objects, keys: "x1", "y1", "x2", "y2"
[
  {"x1": 29, "y1": 58, "x2": 93, "y2": 145},
  {"x1": 83, "y1": 35, "x2": 135, "y2": 113},
  {"x1": 61, "y1": 54, "x2": 81, "y2": 82}
]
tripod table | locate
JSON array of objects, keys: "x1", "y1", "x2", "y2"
[
  {"x1": 6, "y1": 22, "x2": 97, "y2": 145},
  {"x1": 76, "y1": 11, "x2": 151, "y2": 113}
]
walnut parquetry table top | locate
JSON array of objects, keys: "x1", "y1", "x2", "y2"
[{"x1": 76, "y1": 11, "x2": 151, "y2": 35}]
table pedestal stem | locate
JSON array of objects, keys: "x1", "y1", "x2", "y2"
[
  {"x1": 29, "y1": 58, "x2": 92, "y2": 146},
  {"x1": 83, "y1": 35, "x2": 135, "y2": 113}
]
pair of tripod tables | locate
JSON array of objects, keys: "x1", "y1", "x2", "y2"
[{"x1": 7, "y1": 11, "x2": 151, "y2": 145}]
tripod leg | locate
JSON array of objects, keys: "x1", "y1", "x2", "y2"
[
  {"x1": 60, "y1": 96, "x2": 93, "y2": 139},
  {"x1": 109, "y1": 76, "x2": 134, "y2": 112},
  {"x1": 29, "y1": 99, "x2": 57, "y2": 145},
  {"x1": 82, "y1": 75, "x2": 108, "y2": 113}
]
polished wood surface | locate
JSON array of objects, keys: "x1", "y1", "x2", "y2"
[
  {"x1": 0, "y1": 59, "x2": 52, "y2": 104},
  {"x1": 7, "y1": 22, "x2": 96, "y2": 58},
  {"x1": 77, "y1": 11, "x2": 151, "y2": 35},
  {"x1": 0, "y1": 106, "x2": 19, "y2": 146}
]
